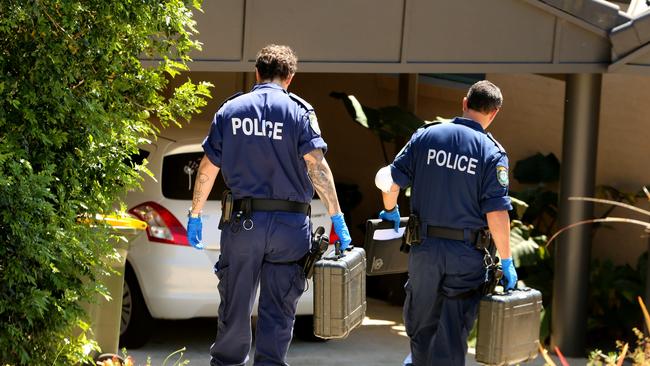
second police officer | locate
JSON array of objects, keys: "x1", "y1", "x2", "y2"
[
  {"x1": 186, "y1": 44, "x2": 352, "y2": 366},
  {"x1": 375, "y1": 80, "x2": 518, "y2": 365}
]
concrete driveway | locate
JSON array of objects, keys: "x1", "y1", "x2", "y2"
[{"x1": 126, "y1": 298, "x2": 580, "y2": 365}]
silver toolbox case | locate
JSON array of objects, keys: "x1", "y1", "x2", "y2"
[
  {"x1": 313, "y1": 246, "x2": 367, "y2": 339},
  {"x1": 475, "y1": 288, "x2": 542, "y2": 365}
]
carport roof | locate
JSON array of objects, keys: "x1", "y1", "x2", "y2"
[
  {"x1": 537, "y1": 0, "x2": 650, "y2": 72},
  {"x1": 167, "y1": 0, "x2": 650, "y2": 74}
]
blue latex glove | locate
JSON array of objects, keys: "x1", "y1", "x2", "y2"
[
  {"x1": 331, "y1": 213, "x2": 352, "y2": 251},
  {"x1": 501, "y1": 258, "x2": 518, "y2": 290},
  {"x1": 379, "y1": 205, "x2": 401, "y2": 232},
  {"x1": 187, "y1": 216, "x2": 204, "y2": 250}
]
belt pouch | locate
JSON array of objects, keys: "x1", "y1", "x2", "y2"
[{"x1": 218, "y1": 189, "x2": 233, "y2": 229}]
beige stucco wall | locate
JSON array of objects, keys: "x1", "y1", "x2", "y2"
[{"x1": 178, "y1": 71, "x2": 650, "y2": 265}]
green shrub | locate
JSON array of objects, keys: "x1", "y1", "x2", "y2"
[{"x1": 0, "y1": 1, "x2": 211, "y2": 364}]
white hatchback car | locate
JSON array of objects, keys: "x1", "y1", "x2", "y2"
[{"x1": 120, "y1": 124, "x2": 332, "y2": 348}]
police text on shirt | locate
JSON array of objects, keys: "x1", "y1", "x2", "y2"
[
  {"x1": 427, "y1": 149, "x2": 478, "y2": 175},
  {"x1": 232, "y1": 117, "x2": 283, "y2": 140}
]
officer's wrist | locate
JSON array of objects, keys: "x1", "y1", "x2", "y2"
[
  {"x1": 188, "y1": 209, "x2": 202, "y2": 218},
  {"x1": 384, "y1": 205, "x2": 398, "y2": 212}
]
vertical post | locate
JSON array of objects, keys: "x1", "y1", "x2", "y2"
[
  {"x1": 551, "y1": 73, "x2": 602, "y2": 356},
  {"x1": 235, "y1": 72, "x2": 256, "y2": 93},
  {"x1": 383, "y1": 73, "x2": 419, "y2": 304},
  {"x1": 243, "y1": 72, "x2": 256, "y2": 91},
  {"x1": 398, "y1": 73, "x2": 418, "y2": 114},
  {"x1": 397, "y1": 74, "x2": 418, "y2": 152}
]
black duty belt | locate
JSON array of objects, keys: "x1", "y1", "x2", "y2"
[
  {"x1": 427, "y1": 225, "x2": 479, "y2": 243},
  {"x1": 234, "y1": 198, "x2": 310, "y2": 215}
]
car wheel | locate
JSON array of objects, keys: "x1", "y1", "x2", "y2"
[
  {"x1": 119, "y1": 264, "x2": 154, "y2": 349},
  {"x1": 293, "y1": 315, "x2": 328, "y2": 342}
]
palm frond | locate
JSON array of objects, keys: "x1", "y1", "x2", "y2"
[
  {"x1": 546, "y1": 217, "x2": 650, "y2": 247},
  {"x1": 568, "y1": 197, "x2": 650, "y2": 217}
]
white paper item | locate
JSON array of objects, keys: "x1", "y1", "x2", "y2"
[{"x1": 372, "y1": 227, "x2": 405, "y2": 241}]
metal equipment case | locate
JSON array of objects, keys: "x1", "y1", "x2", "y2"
[
  {"x1": 364, "y1": 218, "x2": 409, "y2": 276},
  {"x1": 475, "y1": 288, "x2": 542, "y2": 365},
  {"x1": 313, "y1": 246, "x2": 367, "y2": 339}
]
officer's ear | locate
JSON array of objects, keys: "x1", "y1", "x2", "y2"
[
  {"x1": 462, "y1": 97, "x2": 469, "y2": 113},
  {"x1": 488, "y1": 108, "x2": 500, "y2": 124},
  {"x1": 255, "y1": 68, "x2": 261, "y2": 83}
]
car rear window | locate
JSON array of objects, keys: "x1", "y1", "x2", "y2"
[{"x1": 162, "y1": 152, "x2": 227, "y2": 200}]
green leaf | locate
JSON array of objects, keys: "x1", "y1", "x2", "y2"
[
  {"x1": 329, "y1": 91, "x2": 446, "y2": 142},
  {"x1": 513, "y1": 153, "x2": 560, "y2": 184},
  {"x1": 510, "y1": 196, "x2": 529, "y2": 220},
  {"x1": 509, "y1": 221, "x2": 540, "y2": 267}
]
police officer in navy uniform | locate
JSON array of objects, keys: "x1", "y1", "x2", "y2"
[
  {"x1": 186, "y1": 44, "x2": 352, "y2": 366},
  {"x1": 374, "y1": 80, "x2": 518, "y2": 366}
]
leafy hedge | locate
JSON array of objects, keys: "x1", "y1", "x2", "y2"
[{"x1": 0, "y1": 1, "x2": 211, "y2": 364}]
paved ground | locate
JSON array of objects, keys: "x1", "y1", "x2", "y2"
[{"x1": 126, "y1": 298, "x2": 585, "y2": 366}]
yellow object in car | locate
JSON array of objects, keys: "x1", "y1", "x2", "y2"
[
  {"x1": 79, "y1": 214, "x2": 147, "y2": 231},
  {"x1": 97, "y1": 214, "x2": 147, "y2": 231}
]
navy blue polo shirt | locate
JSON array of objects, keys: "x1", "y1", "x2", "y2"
[
  {"x1": 390, "y1": 117, "x2": 512, "y2": 230},
  {"x1": 202, "y1": 83, "x2": 327, "y2": 203}
]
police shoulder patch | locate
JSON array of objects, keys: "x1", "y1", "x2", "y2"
[
  {"x1": 308, "y1": 111, "x2": 321, "y2": 135},
  {"x1": 496, "y1": 166, "x2": 509, "y2": 187}
]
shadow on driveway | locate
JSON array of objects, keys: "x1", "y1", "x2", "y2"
[{"x1": 126, "y1": 297, "x2": 581, "y2": 365}]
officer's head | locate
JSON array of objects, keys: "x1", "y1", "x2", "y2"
[
  {"x1": 463, "y1": 80, "x2": 502, "y2": 128},
  {"x1": 255, "y1": 44, "x2": 298, "y2": 89}
]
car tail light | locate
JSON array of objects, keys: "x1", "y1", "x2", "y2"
[
  {"x1": 329, "y1": 223, "x2": 339, "y2": 244},
  {"x1": 129, "y1": 202, "x2": 189, "y2": 246}
]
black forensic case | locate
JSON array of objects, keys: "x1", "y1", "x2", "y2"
[
  {"x1": 313, "y1": 246, "x2": 367, "y2": 339},
  {"x1": 475, "y1": 287, "x2": 542, "y2": 365},
  {"x1": 364, "y1": 218, "x2": 410, "y2": 276}
]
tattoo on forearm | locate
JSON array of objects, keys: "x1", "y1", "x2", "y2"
[
  {"x1": 192, "y1": 173, "x2": 210, "y2": 210},
  {"x1": 306, "y1": 157, "x2": 341, "y2": 214}
]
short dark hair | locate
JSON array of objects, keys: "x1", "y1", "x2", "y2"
[
  {"x1": 466, "y1": 80, "x2": 503, "y2": 113},
  {"x1": 255, "y1": 44, "x2": 298, "y2": 81}
]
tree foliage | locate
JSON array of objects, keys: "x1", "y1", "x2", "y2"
[{"x1": 0, "y1": 1, "x2": 211, "y2": 364}]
